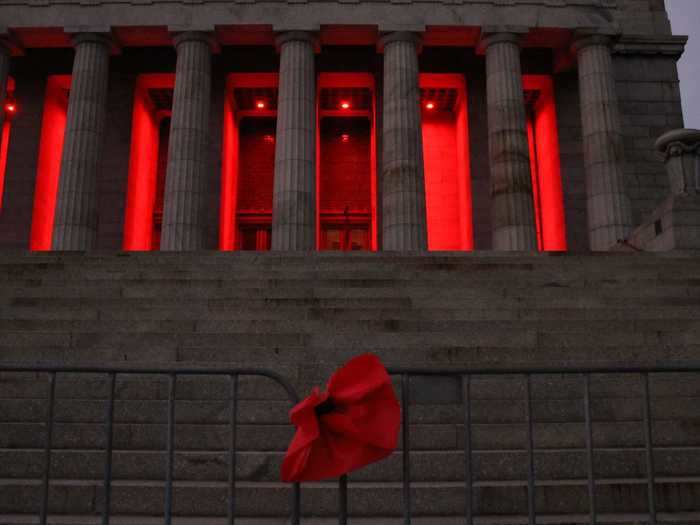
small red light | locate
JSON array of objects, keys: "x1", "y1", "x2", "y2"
[
  {"x1": 341, "y1": 134, "x2": 350, "y2": 143},
  {"x1": 340, "y1": 102, "x2": 350, "y2": 109},
  {"x1": 256, "y1": 101, "x2": 266, "y2": 109},
  {"x1": 5, "y1": 102, "x2": 16, "y2": 115},
  {"x1": 263, "y1": 134, "x2": 275, "y2": 143},
  {"x1": 425, "y1": 102, "x2": 435, "y2": 110}
]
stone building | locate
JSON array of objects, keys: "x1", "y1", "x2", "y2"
[
  {"x1": 1, "y1": 0, "x2": 700, "y2": 522},
  {"x1": 0, "y1": 0, "x2": 696, "y2": 252}
]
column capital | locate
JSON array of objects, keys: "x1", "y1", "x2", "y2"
[
  {"x1": 172, "y1": 31, "x2": 218, "y2": 53},
  {"x1": 571, "y1": 31, "x2": 618, "y2": 53},
  {"x1": 69, "y1": 32, "x2": 113, "y2": 48},
  {"x1": 274, "y1": 31, "x2": 320, "y2": 53},
  {"x1": 477, "y1": 27, "x2": 528, "y2": 54},
  {"x1": 377, "y1": 32, "x2": 422, "y2": 54},
  {"x1": 655, "y1": 129, "x2": 700, "y2": 157}
]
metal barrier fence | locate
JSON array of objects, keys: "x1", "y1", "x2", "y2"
[
  {"x1": 0, "y1": 364, "x2": 301, "y2": 525},
  {"x1": 2, "y1": 363, "x2": 700, "y2": 525}
]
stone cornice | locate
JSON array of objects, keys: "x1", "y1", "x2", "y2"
[
  {"x1": 613, "y1": 35, "x2": 688, "y2": 59},
  {"x1": 0, "y1": 0, "x2": 617, "y2": 5}
]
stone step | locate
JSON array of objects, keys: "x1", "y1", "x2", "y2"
[
  {"x1": 4, "y1": 371, "x2": 698, "y2": 401},
  {"x1": 1, "y1": 478, "x2": 699, "y2": 516},
  {"x1": 1, "y1": 420, "x2": 698, "y2": 452},
  {"x1": 2, "y1": 514, "x2": 700, "y2": 525},
  {"x1": 2, "y1": 448, "x2": 700, "y2": 482},
  {"x1": 2, "y1": 281, "x2": 699, "y2": 299},
  {"x1": 2, "y1": 319, "x2": 700, "y2": 337},
  {"x1": 3, "y1": 305, "x2": 700, "y2": 324},
  {"x1": 4, "y1": 345, "x2": 700, "y2": 373},
  {"x1": 0, "y1": 251, "x2": 695, "y2": 269},
  {"x1": 2, "y1": 265, "x2": 697, "y2": 286}
]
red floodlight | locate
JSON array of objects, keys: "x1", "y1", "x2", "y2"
[
  {"x1": 4, "y1": 101, "x2": 17, "y2": 117},
  {"x1": 425, "y1": 102, "x2": 435, "y2": 110},
  {"x1": 256, "y1": 101, "x2": 266, "y2": 109},
  {"x1": 340, "y1": 101, "x2": 350, "y2": 109}
]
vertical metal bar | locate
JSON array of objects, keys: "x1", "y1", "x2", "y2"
[
  {"x1": 642, "y1": 373, "x2": 657, "y2": 525},
  {"x1": 164, "y1": 373, "x2": 176, "y2": 525},
  {"x1": 338, "y1": 474, "x2": 348, "y2": 525},
  {"x1": 462, "y1": 374, "x2": 473, "y2": 525},
  {"x1": 402, "y1": 374, "x2": 411, "y2": 525},
  {"x1": 292, "y1": 482, "x2": 301, "y2": 525},
  {"x1": 525, "y1": 374, "x2": 536, "y2": 525},
  {"x1": 101, "y1": 373, "x2": 116, "y2": 525},
  {"x1": 39, "y1": 371, "x2": 56, "y2": 525},
  {"x1": 583, "y1": 374, "x2": 596, "y2": 525},
  {"x1": 228, "y1": 374, "x2": 239, "y2": 525}
]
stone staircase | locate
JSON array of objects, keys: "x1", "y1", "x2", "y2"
[{"x1": 1, "y1": 251, "x2": 700, "y2": 524}]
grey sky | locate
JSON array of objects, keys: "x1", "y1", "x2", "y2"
[{"x1": 667, "y1": 0, "x2": 699, "y2": 128}]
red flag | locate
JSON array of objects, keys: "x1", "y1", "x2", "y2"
[{"x1": 281, "y1": 354, "x2": 401, "y2": 482}]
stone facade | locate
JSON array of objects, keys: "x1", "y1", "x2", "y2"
[{"x1": 0, "y1": 1, "x2": 693, "y2": 252}]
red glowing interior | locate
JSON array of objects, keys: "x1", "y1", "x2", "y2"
[
  {"x1": 30, "y1": 75, "x2": 71, "y2": 250},
  {"x1": 523, "y1": 75, "x2": 566, "y2": 251},
  {"x1": 420, "y1": 73, "x2": 473, "y2": 251},
  {"x1": 0, "y1": 77, "x2": 16, "y2": 210},
  {"x1": 122, "y1": 74, "x2": 175, "y2": 250},
  {"x1": 22, "y1": 70, "x2": 564, "y2": 252},
  {"x1": 318, "y1": 73, "x2": 377, "y2": 251},
  {"x1": 220, "y1": 73, "x2": 279, "y2": 250}
]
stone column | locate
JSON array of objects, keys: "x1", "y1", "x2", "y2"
[
  {"x1": 52, "y1": 33, "x2": 110, "y2": 250},
  {"x1": 482, "y1": 31, "x2": 537, "y2": 251},
  {"x1": 0, "y1": 42, "x2": 9, "y2": 135},
  {"x1": 160, "y1": 32, "x2": 212, "y2": 251},
  {"x1": 380, "y1": 32, "x2": 427, "y2": 251},
  {"x1": 574, "y1": 34, "x2": 633, "y2": 251},
  {"x1": 271, "y1": 32, "x2": 317, "y2": 251}
]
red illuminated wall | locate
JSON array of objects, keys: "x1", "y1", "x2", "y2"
[
  {"x1": 237, "y1": 118, "x2": 275, "y2": 212},
  {"x1": 0, "y1": 77, "x2": 15, "y2": 210},
  {"x1": 320, "y1": 117, "x2": 371, "y2": 214},
  {"x1": 122, "y1": 74, "x2": 174, "y2": 251},
  {"x1": 420, "y1": 74, "x2": 473, "y2": 251},
  {"x1": 29, "y1": 75, "x2": 71, "y2": 251},
  {"x1": 523, "y1": 75, "x2": 566, "y2": 251}
]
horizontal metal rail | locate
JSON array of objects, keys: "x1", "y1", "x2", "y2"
[{"x1": 2, "y1": 361, "x2": 700, "y2": 525}]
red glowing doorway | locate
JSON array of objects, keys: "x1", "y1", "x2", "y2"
[
  {"x1": 317, "y1": 73, "x2": 377, "y2": 251},
  {"x1": 220, "y1": 73, "x2": 279, "y2": 251},
  {"x1": 0, "y1": 77, "x2": 16, "y2": 210},
  {"x1": 29, "y1": 75, "x2": 71, "y2": 251},
  {"x1": 420, "y1": 74, "x2": 473, "y2": 251},
  {"x1": 523, "y1": 75, "x2": 566, "y2": 251},
  {"x1": 122, "y1": 74, "x2": 175, "y2": 251}
]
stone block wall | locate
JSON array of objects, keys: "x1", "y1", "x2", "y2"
[{"x1": 614, "y1": 53, "x2": 685, "y2": 227}]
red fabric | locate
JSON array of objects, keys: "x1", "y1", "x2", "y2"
[{"x1": 281, "y1": 354, "x2": 401, "y2": 482}]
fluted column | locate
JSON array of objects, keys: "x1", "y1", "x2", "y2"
[
  {"x1": 380, "y1": 32, "x2": 427, "y2": 251},
  {"x1": 574, "y1": 34, "x2": 633, "y2": 251},
  {"x1": 52, "y1": 33, "x2": 110, "y2": 250},
  {"x1": 483, "y1": 32, "x2": 537, "y2": 251},
  {"x1": 160, "y1": 32, "x2": 212, "y2": 251},
  {"x1": 0, "y1": 43, "x2": 9, "y2": 136},
  {"x1": 271, "y1": 32, "x2": 317, "y2": 250}
]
